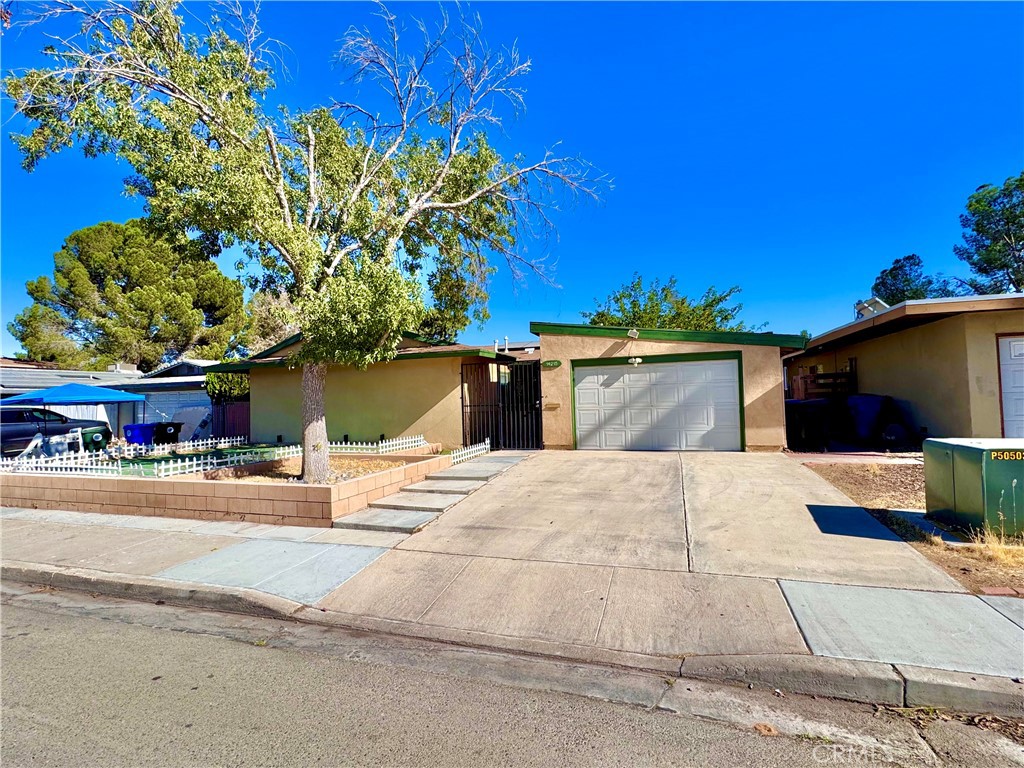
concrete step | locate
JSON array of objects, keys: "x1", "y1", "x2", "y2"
[
  {"x1": 332, "y1": 508, "x2": 438, "y2": 534},
  {"x1": 307, "y1": 528, "x2": 409, "y2": 548},
  {"x1": 475, "y1": 454, "x2": 531, "y2": 465},
  {"x1": 367, "y1": 492, "x2": 465, "y2": 513},
  {"x1": 427, "y1": 464, "x2": 507, "y2": 482},
  {"x1": 403, "y1": 479, "x2": 486, "y2": 495}
]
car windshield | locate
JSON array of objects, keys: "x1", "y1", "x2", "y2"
[{"x1": 0, "y1": 409, "x2": 26, "y2": 423}]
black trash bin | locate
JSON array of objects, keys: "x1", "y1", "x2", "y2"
[{"x1": 153, "y1": 422, "x2": 183, "y2": 445}]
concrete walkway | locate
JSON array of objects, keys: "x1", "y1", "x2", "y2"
[
  {"x1": 2, "y1": 450, "x2": 1022, "y2": 713},
  {"x1": 333, "y1": 452, "x2": 531, "y2": 534}
]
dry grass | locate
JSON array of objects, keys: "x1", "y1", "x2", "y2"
[
  {"x1": 968, "y1": 526, "x2": 1024, "y2": 567},
  {"x1": 213, "y1": 456, "x2": 403, "y2": 484}
]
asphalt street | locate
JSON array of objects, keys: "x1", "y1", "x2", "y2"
[{"x1": 2, "y1": 589, "x2": 1021, "y2": 768}]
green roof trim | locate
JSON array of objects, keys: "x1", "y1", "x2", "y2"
[
  {"x1": 529, "y1": 322, "x2": 807, "y2": 349},
  {"x1": 249, "y1": 333, "x2": 301, "y2": 360}
]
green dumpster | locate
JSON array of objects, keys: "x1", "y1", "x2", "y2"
[{"x1": 924, "y1": 438, "x2": 1024, "y2": 536}]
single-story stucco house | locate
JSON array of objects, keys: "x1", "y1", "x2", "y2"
[
  {"x1": 212, "y1": 323, "x2": 807, "y2": 453},
  {"x1": 783, "y1": 294, "x2": 1024, "y2": 439},
  {"x1": 529, "y1": 323, "x2": 807, "y2": 451},
  {"x1": 209, "y1": 333, "x2": 537, "y2": 450}
]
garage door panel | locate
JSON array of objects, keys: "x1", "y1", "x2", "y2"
[
  {"x1": 627, "y1": 388, "x2": 653, "y2": 406},
  {"x1": 709, "y1": 382, "x2": 740, "y2": 404},
  {"x1": 653, "y1": 384, "x2": 681, "y2": 405},
  {"x1": 714, "y1": 408, "x2": 740, "y2": 428},
  {"x1": 651, "y1": 429, "x2": 684, "y2": 450},
  {"x1": 627, "y1": 409, "x2": 653, "y2": 428},
  {"x1": 601, "y1": 387, "x2": 626, "y2": 406},
  {"x1": 683, "y1": 405, "x2": 712, "y2": 428},
  {"x1": 574, "y1": 359, "x2": 742, "y2": 452}
]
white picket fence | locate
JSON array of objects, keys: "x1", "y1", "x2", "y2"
[
  {"x1": 328, "y1": 434, "x2": 429, "y2": 454},
  {"x1": 451, "y1": 438, "x2": 491, "y2": 465},
  {"x1": 136, "y1": 451, "x2": 265, "y2": 478},
  {"x1": 111, "y1": 435, "x2": 248, "y2": 459},
  {"x1": 0, "y1": 456, "x2": 125, "y2": 477},
  {"x1": 0, "y1": 450, "x2": 111, "y2": 472},
  {"x1": 0, "y1": 434, "x2": 431, "y2": 478}
]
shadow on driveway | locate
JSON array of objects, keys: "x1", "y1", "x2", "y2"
[{"x1": 806, "y1": 504, "x2": 902, "y2": 542}]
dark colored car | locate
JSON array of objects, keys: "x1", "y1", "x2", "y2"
[{"x1": 0, "y1": 406, "x2": 112, "y2": 457}]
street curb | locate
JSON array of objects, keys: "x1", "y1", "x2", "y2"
[
  {"x1": 898, "y1": 664, "x2": 1024, "y2": 717},
  {"x1": 680, "y1": 654, "x2": 905, "y2": 706},
  {"x1": 4, "y1": 561, "x2": 1021, "y2": 718},
  {"x1": 1, "y1": 561, "x2": 304, "y2": 621},
  {"x1": 290, "y1": 606, "x2": 684, "y2": 677}
]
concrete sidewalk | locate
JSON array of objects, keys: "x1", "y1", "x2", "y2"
[{"x1": 2, "y1": 503, "x2": 1022, "y2": 716}]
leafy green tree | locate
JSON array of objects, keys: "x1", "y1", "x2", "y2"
[
  {"x1": 582, "y1": 274, "x2": 762, "y2": 332},
  {"x1": 241, "y1": 290, "x2": 299, "y2": 356},
  {"x1": 416, "y1": 257, "x2": 493, "y2": 344},
  {"x1": 8, "y1": 219, "x2": 244, "y2": 371},
  {"x1": 6, "y1": 1, "x2": 600, "y2": 481},
  {"x1": 206, "y1": 371, "x2": 250, "y2": 404},
  {"x1": 869, "y1": 254, "x2": 955, "y2": 306},
  {"x1": 954, "y1": 174, "x2": 1024, "y2": 293}
]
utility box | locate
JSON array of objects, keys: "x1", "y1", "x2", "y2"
[{"x1": 924, "y1": 438, "x2": 1024, "y2": 536}]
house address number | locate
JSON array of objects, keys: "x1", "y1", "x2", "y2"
[{"x1": 541, "y1": 360, "x2": 562, "y2": 369}]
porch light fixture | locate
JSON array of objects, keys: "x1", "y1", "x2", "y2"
[
  {"x1": 627, "y1": 328, "x2": 640, "y2": 339},
  {"x1": 628, "y1": 357, "x2": 643, "y2": 367}
]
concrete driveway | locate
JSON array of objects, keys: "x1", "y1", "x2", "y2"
[{"x1": 315, "y1": 450, "x2": 1021, "y2": 676}]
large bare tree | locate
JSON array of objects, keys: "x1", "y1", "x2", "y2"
[{"x1": 6, "y1": 0, "x2": 603, "y2": 481}]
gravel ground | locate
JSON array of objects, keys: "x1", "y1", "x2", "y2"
[{"x1": 215, "y1": 456, "x2": 403, "y2": 484}]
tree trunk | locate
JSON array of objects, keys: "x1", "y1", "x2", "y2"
[{"x1": 300, "y1": 362, "x2": 331, "y2": 484}]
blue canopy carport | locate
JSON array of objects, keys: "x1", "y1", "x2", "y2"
[
  {"x1": 3, "y1": 383, "x2": 147, "y2": 449},
  {"x1": 4, "y1": 382, "x2": 146, "y2": 407}
]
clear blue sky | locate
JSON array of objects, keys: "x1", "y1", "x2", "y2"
[{"x1": 2, "y1": 1, "x2": 1022, "y2": 355}]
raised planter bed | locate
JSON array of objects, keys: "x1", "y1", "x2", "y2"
[{"x1": 2, "y1": 451, "x2": 453, "y2": 528}]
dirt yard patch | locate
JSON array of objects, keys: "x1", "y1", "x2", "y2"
[
  {"x1": 214, "y1": 456, "x2": 403, "y2": 484},
  {"x1": 810, "y1": 462, "x2": 925, "y2": 509},
  {"x1": 809, "y1": 462, "x2": 1024, "y2": 594}
]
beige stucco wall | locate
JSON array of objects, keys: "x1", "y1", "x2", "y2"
[
  {"x1": 788, "y1": 312, "x2": 1024, "y2": 438},
  {"x1": 964, "y1": 310, "x2": 1024, "y2": 437},
  {"x1": 537, "y1": 333, "x2": 788, "y2": 451},
  {"x1": 249, "y1": 356, "x2": 465, "y2": 449}
]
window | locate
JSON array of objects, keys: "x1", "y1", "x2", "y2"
[
  {"x1": 0, "y1": 409, "x2": 26, "y2": 424},
  {"x1": 29, "y1": 409, "x2": 65, "y2": 423}
]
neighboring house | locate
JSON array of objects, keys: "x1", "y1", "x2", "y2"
[
  {"x1": 530, "y1": 323, "x2": 807, "y2": 451},
  {"x1": 113, "y1": 359, "x2": 218, "y2": 421},
  {"x1": 0, "y1": 359, "x2": 143, "y2": 433},
  {"x1": 208, "y1": 333, "x2": 531, "y2": 450},
  {"x1": 784, "y1": 294, "x2": 1024, "y2": 439}
]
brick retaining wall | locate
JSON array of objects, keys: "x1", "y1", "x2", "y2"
[{"x1": 1, "y1": 452, "x2": 453, "y2": 528}]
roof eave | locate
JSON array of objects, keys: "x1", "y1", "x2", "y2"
[{"x1": 529, "y1": 321, "x2": 807, "y2": 350}]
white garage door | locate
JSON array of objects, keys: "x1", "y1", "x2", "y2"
[
  {"x1": 574, "y1": 359, "x2": 742, "y2": 451},
  {"x1": 999, "y1": 336, "x2": 1024, "y2": 438}
]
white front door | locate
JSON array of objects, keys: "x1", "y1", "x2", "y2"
[
  {"x1": 999, "y1": 336, "x2": 1024, "y2": 438},
  {"x1": 573, "y1": 359, "x2": 742, "y2": 451}
]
